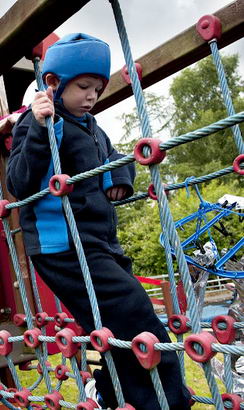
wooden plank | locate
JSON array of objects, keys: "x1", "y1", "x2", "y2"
[
  {"x1": 0, "y1": 0, "x2": 91, "y2": 75},
  {"x1": 0, "y1": 77, "x2": 9, "y2": 117},
  {"x1": 93, "y1": 0, "x2": 244, "y2": 114}
]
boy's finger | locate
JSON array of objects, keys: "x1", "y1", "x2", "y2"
[{"x1": 46, "y1": 86, "x2": 54, "y2": 102}]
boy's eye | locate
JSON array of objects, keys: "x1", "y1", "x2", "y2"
[{"x1": 78, "y1": 84, "x2": 87, "y2": 89}]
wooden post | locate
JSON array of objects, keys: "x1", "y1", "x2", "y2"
[{"x1": 161, "y1": 281, "x2": 173, "y2": 318}]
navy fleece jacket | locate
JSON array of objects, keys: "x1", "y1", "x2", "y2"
[{"x1": 7, "y1": 104, "x2": 135, "y2": 256}]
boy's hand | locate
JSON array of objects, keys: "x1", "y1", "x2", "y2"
[
  {"x1": 31, "y1": 86, "x2": 54, "y2": 127},
  {"x1": 106, "y1": 185, "x2": 129, "y2": 201}
]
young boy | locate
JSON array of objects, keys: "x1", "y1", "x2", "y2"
[{"x1": 7, "y1": 33, "x2": 190, "y2": 409}]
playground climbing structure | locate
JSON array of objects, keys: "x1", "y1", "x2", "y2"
[{"x1": 0, "y1": 0, "x2": 243, "y2": 409}]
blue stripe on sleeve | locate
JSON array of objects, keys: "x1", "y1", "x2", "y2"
[
  {"x1": 103, "y1": 158, "x2": 113, "y2": 192},
  {"x1": 33, "y1": 118, "x2": 70, "y2": 254}
]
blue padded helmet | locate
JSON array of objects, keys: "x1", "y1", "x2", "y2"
[{"x1": 42, "y1": 33, "x2": 111, "y2": 99}]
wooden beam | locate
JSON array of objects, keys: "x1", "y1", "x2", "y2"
[
  {"x1": 0, "y1": 0, "x2": 91, "y2": 75},
  {"x1": 93, "y1": 0, "x2": 244, "y2": 114}
]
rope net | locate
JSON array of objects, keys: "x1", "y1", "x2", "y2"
[{"x1": 0, "y1": 0, "x2": 243, "y2": 409}]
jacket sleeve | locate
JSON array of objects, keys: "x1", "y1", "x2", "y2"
[
  {"x1": 6, "y1": 111, "x2": 53, "y2": 200},
  {"x1": 101, "y1": 130, "x2": 136, "y2": 198}
]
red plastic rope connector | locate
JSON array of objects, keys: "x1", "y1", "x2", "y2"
[
  {"x1": 55, "y1": 328, "x2": 79, "y2": 358},
  {"x1": 90, "y1": 327, "x2": 114, "y2": 353},
  {"x1": 131, "y1": 331, "x2": 161, "y2": 369},
  {"x1": 221, "y1": 393, "x2": 242, "y2": 410},
  {"x1": 37, "y1": 361, "x2": 51, "y2": 375},
  {"x1": 184, "y1": 331, "x2": 217, "y2": 363},
  {"x1": 148, "y1": 183, "x2": 169, "y2": 200},
  {"x1": 196, "y1": 15, "x2": 222, "y2": 41},
  {"x1": 6, "y1": 388, "x2": 17, "y2": 403},
  {"x1": 233, "y1": 154, "x2": 244, "y2": 175},
  {"x1": 44, "y1": 391, "x2": 64, "y2": 410},
  {"x1": 0, "y1": 200, "x2": 10, "y2": 218},
  {"x1": 212, "y1": 315, "x2": 236, "y2": 344},
  {"x1": 14, "y1": 388, "x2": 30, "y2": 408},
  {"x1": 49, "y1": 174, "x2": 74, "y2": 196},
  {"x1": 168, "y1": 314, "x2": 190, "y2": 335},
  {"x1": 55, "y1": 364, "x2": 70, "y2": 381},
  {"x1": 116, "y1": 404, "x2": 136, "y2": 410},
  {"x1": 35, "y1": 312, "x2": 49, "y2": 328},
  {"x1": 0, "y1": 330, "x2": 13, "y2": 356},
  {"x1": 54, "y1": 312, "x2": 68, "y2": 328},
  {"x1": 24, "y1": 328, "x2": 42, "y2": 348},
  {"x1": 13, "y1": 313, "x2": 26, "y2": 327},
  {"x1": 76, "y1": 398, "x2": 98, "y2": 410},
  {"x1": 134, "y1": 138, "x2": 166, "y2": 165},
  {"x1": 121, "y1": 63, "x2": 143, "y2": 84},
  {"x1": 80, "y1": 371, "x2": 92, "y2": 384}
]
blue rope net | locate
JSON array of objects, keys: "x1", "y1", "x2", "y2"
[{"x1": 0, "y1": 0, "x2": 243, "y2": 409}]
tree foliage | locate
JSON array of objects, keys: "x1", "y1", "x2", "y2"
[
  {"x1": 115, "y1": 53, "x2": 244, "y2": 277},
  {"x1": 168, "y1": 55, "x2": 244, "y2": 180}
]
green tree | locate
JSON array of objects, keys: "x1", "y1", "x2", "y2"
[{"x1": 168, "y1": 54, "x2": 244, "y2": 180}]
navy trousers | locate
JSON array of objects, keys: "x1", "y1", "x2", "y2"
[{"x1": 32, "y1": 247, "x2": 190, "y2": 410}]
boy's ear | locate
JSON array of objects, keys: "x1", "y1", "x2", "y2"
[{"x1": 45, "y1": 73, "x2": 60, "y2": 90}]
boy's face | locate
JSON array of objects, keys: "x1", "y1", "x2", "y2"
[{"x1": 61, "y1": 75, "x2": 104, "y2": 117}]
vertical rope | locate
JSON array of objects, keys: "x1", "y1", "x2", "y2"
[
  {"x1": 33, "y1": 56, "x2": 126, "y2": 406},
  {"x1": 209, "y1": 40, "x2": 244, "y2": 154}
]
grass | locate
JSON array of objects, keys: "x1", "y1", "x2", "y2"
[{"x1": 14, "y1": 335, "x2": 227, "y2": 409}]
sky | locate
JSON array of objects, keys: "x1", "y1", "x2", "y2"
[{"x1": 1, "y1": 0, "x2": 243, "y2": 143}]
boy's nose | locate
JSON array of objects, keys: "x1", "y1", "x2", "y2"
[{"x1": 87, "y1": 89, "x2": 97, "y2": 100}]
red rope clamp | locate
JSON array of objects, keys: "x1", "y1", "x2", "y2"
[
  {"x1": 131, "y1": 331, "x2": 161, "y2": 369},
  {"x1": 49, "y1": 174, "x2": 74, "y2": 196},
  {"x1": 54, "y1": 312, "x2": 68, "y2": 328},
  {"x1": 212, "y1": 315, "x2": 236, "y2": 344},
  {"x1": 121, "y1": 63, "x2": 143, "y2": 84},
  {"x1": 196, "y1": 15, "x2": 222, "y2": 41},
  {"x1": 221, "y1": 393, "x2": 243, "y2": 410},
  {"x1": 148, "y1": 183, "x2": 169, "y2": 201},
  {"x1": 184, "y1": 331, "x2": 217, "y2": 363},
  {"x1": 116, "y1": 404, "x2": 136, "y2": 410},
  {"x1": 90, "y1": 327, "x2": 114, "y2": 353},
  {"x1": 0, "y1": 200, "x2": 10, "y2": 218},
  {"x1": 0, "y1": 330, "x2": 13, "y2": 356},
  {"x1": 14, "y1": 388, "x2": 30, "y2": 408},
  {"x1": 55, "y1": 328, "x2": 79, "y2": 358},
  {"x1": 37, "y1": 361, "x2": 51, "y2": 375},
  {"x1": 24, "y1": 328, "x2": 42, "y2": 348},
  {"x1": 80, "y1": 371, "x2": 92, "y2": 384},
  {"x1": 233, "y1": 154, "x2": 244, "y2": 175},
  {"x1": 6, "y1": 388, "x2": 17, "y2": 404},
  {"x1": 13, "y1": 313, "x2": 26, "y2": 327},
  {"x1": 35, "y1": 312, "x2": 49, "y2": 328},
  {"x1": 168, "y1": 314, "x2": 190, "y2": 335},
  {"x1": 76, "y1": 399, "x2": 98, "y2": 410},
  {"x1": 134, "y1": 138, "x2": 166, "y2": 166},
  {"x1": 44, "y1": 391, "x2": 64, "y2": 410},
  {"x1": 55, "y1": 364, "x2": 70, "y2": 381}
]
